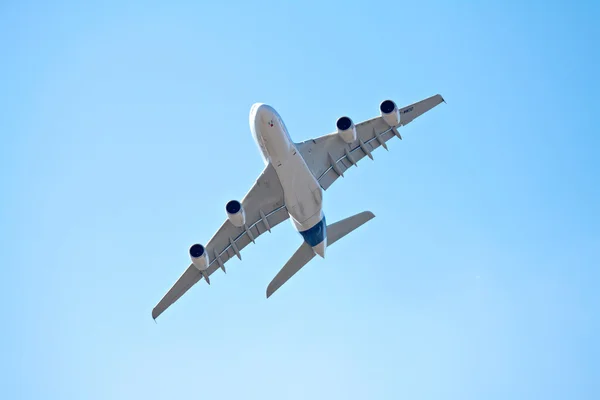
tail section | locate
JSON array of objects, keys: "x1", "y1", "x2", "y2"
[
  {"x1": 266, "y1": 242, "x2": 315, "y2": 298},
  {"x1": 266, "y1": 211, "x2": 375, "y2": 298},
  {"x1": 327, "y1": 211, "x2": 375, "y2": 246}
]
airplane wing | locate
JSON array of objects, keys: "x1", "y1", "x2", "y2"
[
  {"x1": 296, "y1": 94, "x2": 445, "y2": 190},
  {"x1": 152, "y1": 162, "x2": 288, "y2": 320}
]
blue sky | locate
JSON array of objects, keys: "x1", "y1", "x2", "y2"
[{"x1": 1, "y1": 0, "x2": 599, "y2": 399}]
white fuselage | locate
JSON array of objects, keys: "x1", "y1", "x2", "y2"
[{"x1": 249, "y1": 103, "x2": 327, "y2": 257}]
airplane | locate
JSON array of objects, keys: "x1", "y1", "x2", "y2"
[{"x1": 152, "y1": 94, "x2": 445, "y2": 320}]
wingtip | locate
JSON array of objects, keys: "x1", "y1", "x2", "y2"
[
  {"x1": 267, "y1": 282, "x2": 279, "y2": 298},
  {"x1": 266, "y1": 284, "x2": 274, "y2": 298}
]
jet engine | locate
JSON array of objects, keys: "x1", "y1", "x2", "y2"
[
  {"x1": 336, "y1": 116, "x2": 357, "y2": 144},
  {"x1": 190, "y1": 243, "x2": 209, "y2": 271},
  {"x1": 380, "y1": 99, "x2": 401, "y2": 127},
  {"x1": 226, "y1": 200, "x2": 246, "y2": 227}
]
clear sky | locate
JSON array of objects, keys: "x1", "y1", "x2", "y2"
[{"x1": 1, "y1": 0, "x2": 599, "y2": 399}]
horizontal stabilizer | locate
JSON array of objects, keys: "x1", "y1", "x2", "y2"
[
  {"x1": 327, "y1": 211, "x2": 375, "y2": 246},
  {"x1": 266, "y1": 242, "x2": 315, "y2": 299},
  {"x1": 266, "y1": 211, "x2": 375, "y2": 298}
]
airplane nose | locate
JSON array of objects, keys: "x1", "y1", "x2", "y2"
[
  {"x1": 250, "y1": 102, "x2": 264, "y2": 113},
  {"x1": 312, "y1": 241, "x2": 326, "y2": 258},
  {"x1": 250, "y1": 103, "x2": 263, "y2": 120},
  {"x1": 250, "y1": 103, "x2": 276, "y2": 124},
  {"x1": 250, "y1": 103, "x2": 265, "y2": 115}
]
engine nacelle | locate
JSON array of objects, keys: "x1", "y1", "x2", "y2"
[
  {"x1": 336, "y1": 116, "x2": 357, "y2": 144},
  {"x1": 380, "y1": 99, "x2": 401, "y2": 127},
  {"x1": 226, "y1": 200, "x2": 246, "y2": 227},
  {"x1": 190, "y1": 243, "x2": 209, "y2": 271}
]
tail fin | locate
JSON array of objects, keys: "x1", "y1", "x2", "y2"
[{"x1": 266, "y1": 211, "x2": 375, "y2": 298}]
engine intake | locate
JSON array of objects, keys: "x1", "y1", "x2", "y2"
[
  {"x1": 336, "y1": 116, "x2": 356, "y2": 144},
  {"x1": 380, "y1": 99, "x2": 401, "y2": 127},
  {"x1": 226, "y1": 200, "x2": 246, "y2": 227},
  {"x1": 190, "y1": 243, "x2": 209, "y2": 271}
]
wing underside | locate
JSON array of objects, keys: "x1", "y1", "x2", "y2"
[
  {"x1": 297, "y1": 94, "x2": 445, "y2": 189},
  {"x1": 152, "y1": 163, "x2": 288, "y2": 320}
]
